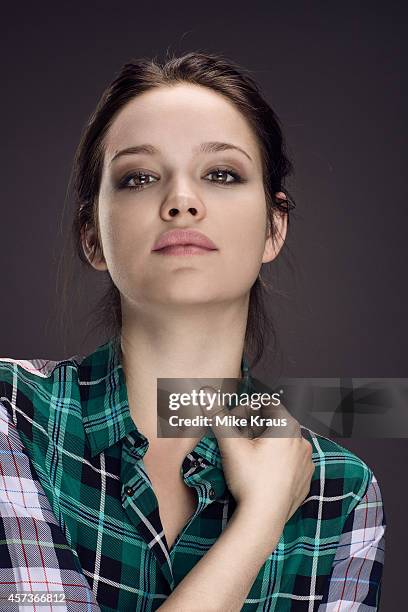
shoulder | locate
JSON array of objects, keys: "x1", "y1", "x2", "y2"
[
  {"x1": 0, "y1": 351, "x2": 81, "y2": 381},
  {"x1": 0, "y1": 351, "x2": 82, "y2": 426},
  {"x1": 301, "y1": 426, "x2": 374, "y2": 515}
]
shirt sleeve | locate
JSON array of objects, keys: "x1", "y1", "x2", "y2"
[
  {"x1": 0, "y1": 399, "x2": 101, "y2": 611},
  {"x1": 318, "y1": 472, "x2": 385, "y2": 611}
]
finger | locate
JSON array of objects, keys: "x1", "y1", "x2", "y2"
[
  {"x1": 255, "y1": 401, "x2": 301, "y2": 439},
  {"x1": 198, "y1": 384, "x2": 250, "y2": 442},
  {"x1": 238, "y1": 377, "x2": 300, "y2": 439}
]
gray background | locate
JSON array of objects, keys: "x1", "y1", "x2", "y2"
[{"x1": 1, "y1": 2, "x2": 406, "y2": 608}]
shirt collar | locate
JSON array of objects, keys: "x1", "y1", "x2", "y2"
[{"x1": 78, "y1": 336, "x2": 253, "y2": 466}]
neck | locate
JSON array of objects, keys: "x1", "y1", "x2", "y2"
[{"x1": 119, "y1": 297, "x2": 249, "y2": 439}]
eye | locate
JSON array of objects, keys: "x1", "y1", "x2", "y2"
[
  {"x1": 204, "y1": 167, "x2": 243, "y2": 185},
  {"x1": 117, "y1": 166, "x2": 244, "y2": 191},
  {"x1": 118, "y1": 171, "x2": 158, "y2": 190}
]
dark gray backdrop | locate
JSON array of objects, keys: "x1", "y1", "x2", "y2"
[{"x1": 1, "y1": 2, "x2": 406, "y2": 609}]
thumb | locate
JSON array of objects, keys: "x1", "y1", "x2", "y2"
[{"x1": 198, "y1": 384, "x2": 249, "y2": 453}]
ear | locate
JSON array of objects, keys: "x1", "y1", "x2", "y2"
[
  {"x1": 81, "y1": 223, "x2": 108, "y2": 272},
  {"x1": 262, "y1": 193, "x2": 288, "y2": 264}
]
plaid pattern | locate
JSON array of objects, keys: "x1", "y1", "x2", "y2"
[
  {"x1": 0, "y1": 338, "x2": 385, "y2": 611},
  {"x1": 0, "y1": 401, "x2": 100, "y2": 611}
]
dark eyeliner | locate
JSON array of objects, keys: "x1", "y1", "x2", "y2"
[
  {"x1": 116, "y1": 166, "x2": 246, "y2": 191},
  {"x1": 116, "y1": 171, "x2": 156, "y2": 191},
  {"x1": 204, "y1": 167, "x2": 246, "y2": 185}
]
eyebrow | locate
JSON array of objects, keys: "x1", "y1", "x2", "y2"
[{"x1": 109, "y1": 141, "x2": 253, "y2": 165}]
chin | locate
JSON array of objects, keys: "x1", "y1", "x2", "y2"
[{"x1": 156, "y1": 289, "x2": 221, "y2": 306}]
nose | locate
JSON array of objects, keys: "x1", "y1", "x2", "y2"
[
  {"x1": 168, "y1": 205, "x2": 196, "y2": 218},
  {"x1": 160, "y1": 178, "x2": 206, "y2": 221}
]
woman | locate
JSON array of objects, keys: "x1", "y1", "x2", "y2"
[{"x1": 0, "y1": 52, "x2": 385, "y2": 611}]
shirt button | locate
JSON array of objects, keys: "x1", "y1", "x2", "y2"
[
  {"x1": 191, "y1": 459, "x2": 200, "y2": 468},
  {"x1": 209, "y1": 488, "x2": 216, "y2": 499},
  {"x1": 125, "y1": 486, "x2": 134, "y2": 497}
]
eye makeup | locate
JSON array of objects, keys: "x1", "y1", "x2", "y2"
[{"x1": 113, "y1": 164, "x2": 248, "y2": 192}]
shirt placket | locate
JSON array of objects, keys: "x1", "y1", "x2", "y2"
[
  {"x1": 120, "y1": 430, "x2": 175, "y2": 589},
  {"x1": 168, "y1": 452, "x2": 231, "y2": 585},
  {"x1": 120, "y1": 430, "x2": 230, "y2": 591}
]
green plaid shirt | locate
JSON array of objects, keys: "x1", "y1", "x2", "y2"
[{"x1": 0, "y1": 337, "x2": 385, "y2": 611}]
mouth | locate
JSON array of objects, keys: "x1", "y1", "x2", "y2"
[
  {"x1": 153, "y1": 244, "x2": 217, "y2": 256},
  {"x1": 151, "y1": 228, "x2": 218, "y2": 253}
]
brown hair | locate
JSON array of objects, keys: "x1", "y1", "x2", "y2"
[{"x1": 60, "y1": 51, "x2": 296, "y2": 368}]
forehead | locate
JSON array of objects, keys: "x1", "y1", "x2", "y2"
[{"x1": 104, "y1": 83, "x2": 261, "y2": 164}]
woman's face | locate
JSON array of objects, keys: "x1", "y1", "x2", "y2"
[{"x1": 84, "y1": 83, "x2": 287, "y2": 311}]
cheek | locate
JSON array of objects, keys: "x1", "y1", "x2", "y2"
[
  {"x1": 217, "y1": 194, "x2": 268, "y2": 285},
  {"x1": 98, "y1": 204, "x2": 147, "y2": 271},
  {"x1": 224, "y1": 193, "x2": 267, "y2": 255}
]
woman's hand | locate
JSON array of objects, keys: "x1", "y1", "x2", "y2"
[
  {"x1": 207, "y1": 400, "x2": 315, "y2": 526},
  {"x1": 158, "y1": 400, "x2": 315, "y2": 611}
]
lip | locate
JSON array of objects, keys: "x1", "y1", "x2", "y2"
[
  {"x1": 153, "y1": 244, "x2": 216, "y2": 256},
  {"x1": 152, "y1": 229, "x2": 218, "y2": 253}
]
